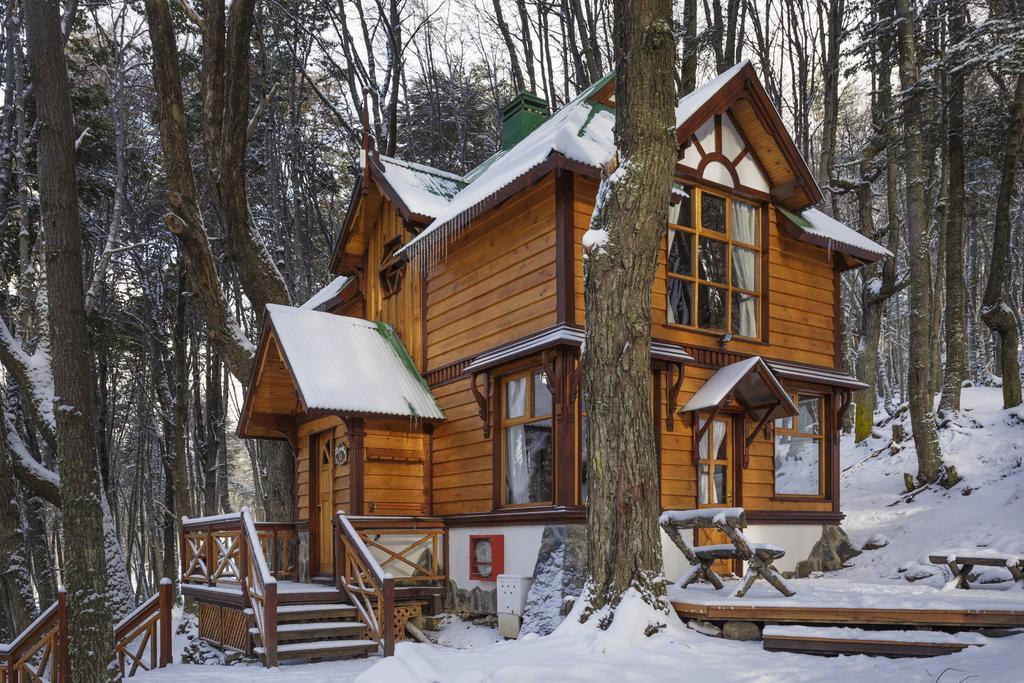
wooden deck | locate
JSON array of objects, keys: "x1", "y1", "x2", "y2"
[{"x1": 670, "y1": 578, "x2": 1024, "y2": 630}]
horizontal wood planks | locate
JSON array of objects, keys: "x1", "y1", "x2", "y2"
[
  {"x1": 673, "y1": 600, "x2": 1024, "y2": 629},
  {"x1": 762, "y1": 634, "x2": 975, "y2": 658},
  {"x1": 425, "y1": 174, "x2": 558, "y2": 369},
  {"x1": 429, "y1": 378, "x2": 492, "y2": 515}
]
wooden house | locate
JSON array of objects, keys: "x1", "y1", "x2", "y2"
[{"x1": 201, "y1": 61, "x2": 890, "y2": 662}]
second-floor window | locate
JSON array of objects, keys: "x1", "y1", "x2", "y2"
[
  {"x1": 502, "y1": 370, "x2": 553, "y2": 506},
  {"x1": 667, "y1": 186, "x2": 761, "y2": 339}
]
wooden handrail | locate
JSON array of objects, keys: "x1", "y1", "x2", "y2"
[
  {"x1": 1, "y1": 582, "x2": 172, "y2": 681},
  {"x1": 241, "y1": 507, "x2": 278, "y2": 667},
  {"x1": 113, "y1": 580, "x2": 174, "y2": 676},
  {"x1": 334, "y1": 510, "x2": 396, "y2": 656},
  {"x1": 181, "y1": 512, "x2": 296, "y2": 584}
]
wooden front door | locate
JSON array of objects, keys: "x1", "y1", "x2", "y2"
[
  {"x1": 316, "y1": 431, "x2": 335, "y2": 576},
  {"x1": 695, "y1": 414, "x2": 739, "y2": 576}
]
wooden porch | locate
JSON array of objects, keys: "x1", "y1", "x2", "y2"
[
  {"x1": 670, "y1": 577, "x2": 1024, "y2": 630},
  {"x1": 179, "y1": 510, "x2": 448, "y2": 665}
]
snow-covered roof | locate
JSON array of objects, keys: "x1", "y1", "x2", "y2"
[
  {"x1": 780, "y1": 207, "x2": 893, "y2": 261},
  {"x1": 265, "y1": 305, "x2": 444, "y2": 420},
  {"x1": 681, "y1": 356, "x2": 795, "y2": 421},
  {"x1": 300, "y1": 276, "x2": 351, "y2": 311},
  {"x1": 368, "y1": 154, "x2": 466, "y2": 220},
  {"x1": 399, "y1": 78, "x2": 618, "y2": 261},
  {"x1": 674, "y1": 61, "x2": 748, "y2": 125},
  {"x1": 766, "y1": 359, "x2": 868, "y2": 391}
]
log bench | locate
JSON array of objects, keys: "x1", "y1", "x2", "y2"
[
  {"x1": 660, "y1": 508, "x2": 795, "y2": 598},
  {"x1": 929, "y1": 549, "x2": 1024, "y2": 591}
]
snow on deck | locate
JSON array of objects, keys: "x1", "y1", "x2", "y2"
[
  {"x1": 762, "y1": 625, "x2": 989, "y2": 646},
  {"x1": 267, "y1": 305, "x2": 444, "y2": 420}
]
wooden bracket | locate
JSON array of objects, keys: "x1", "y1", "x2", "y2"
[
  {"x1": 746, "y1": 406, "x2": 775, "y2": 451},
  {"x1": 666, "y1": 362, "x2": 686, "y2": 432},
  {"x1": 469, "y1": 372, "x2": 490, "y2": 439}
]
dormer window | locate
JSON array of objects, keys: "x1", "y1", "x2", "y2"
[
  {"x1": 667, "y1": 186, "x2": 761, "y2": 339},
  {"x1": 379, "y1": 235, "x2": 406, "y2": 298}
]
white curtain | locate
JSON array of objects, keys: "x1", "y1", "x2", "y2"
[
  {"x1": 731, "y1": 200, "x2": 758, "y2": 338},
  {"x1": 505, "y1": 425, "x2": 529, "y2": 503},
  {"x1": 709, "y1": 419, "x2": 727, "y2": 503},
  {"x1": 698, "y1": 418, "x2": 728, "y2": 504}
]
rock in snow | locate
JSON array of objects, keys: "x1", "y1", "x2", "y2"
[
  {"x1": 520, "y1": 524, "x2": 588, "y2": 637},
  {"x1": 863, "y1": 533, "x2": 890, "y2": 550},
  {"x1": 795, "y1": 525, "x2": 862, "y2": 578}
]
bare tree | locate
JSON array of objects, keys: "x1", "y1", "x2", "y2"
[
  {"x1": 23, "y1": 0, "x2": 117, "y2": 678},
  {"x1": 581, "y1": 0, "x2": 675, "y2": 625}
]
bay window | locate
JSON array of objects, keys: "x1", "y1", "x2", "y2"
[
  {"x1": 667, "y1": 186, "x2": 761, "y2": 339},
  {"x1": 773, "y1": 394, "x2": 824, "y2": 496},
  {"x1": 501, "y1": 370, "x2": 554, "y2": 506}
]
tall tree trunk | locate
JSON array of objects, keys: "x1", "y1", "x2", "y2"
[
  {"x1": 23, "y1": 0, "x2": 118, "y2": 678},
  {"x1": 492, "y1": 0, "x2": 526, "y2": 92},
  {"x1": 581, "y1": 0, "x2": 675, "y2": 623},
  {"x1": 680, "y1": 0, "x2": 697, "y2": 94},
  {"x1": 893, "y1": 0, "x2": 944, "y2": 483},
  {"x1": 980, "y1": 71, "x2": 1024, "y2": 409},
  {"x1": 940, "y1": 0, "x2": 969, "y2": 412}
]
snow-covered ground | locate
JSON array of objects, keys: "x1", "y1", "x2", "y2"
[{"x1": 136, "y1": 387, "x2": 1024, "y2": 682}]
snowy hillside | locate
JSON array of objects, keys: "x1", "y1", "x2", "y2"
[{"x1": 838, "y1": 386, "x2": 1024, "y2": 587}]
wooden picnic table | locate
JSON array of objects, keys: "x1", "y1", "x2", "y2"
[
  {"x1": 929, "y1": 550, "x2": 1024, "y2": 591},
  {"x1": 660, "y1": 507, "x2": 795, "y2": 598}
]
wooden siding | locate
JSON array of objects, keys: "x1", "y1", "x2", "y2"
[
  {"x1": 572, "y1": 176, "x2": 836, "y2": 368},
  {"x1": 362, "y1": 195, "x2": 424, "y2": 369},
  {"x1": 430, "y1": 377, "x2": 493, "y2": 515},
  {"x1": 424, "y1": 174, "x2": 558, "y2": 370},
  {"x1": 658, "y1": 365, "x2": 833, "y2": 514}
]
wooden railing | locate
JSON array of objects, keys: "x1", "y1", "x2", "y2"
[
  {"x1": 334, "y1": 511, "x2": 397, "y2": 656},
  {"x1": 181, "y1": 512, "x2": 296, "y2": 584},
  {"x1": 348, "y1": 516, "x2": 447, "y2": 583},
  {"x1": 0, "y1": 591, "x2": 66, "y2": 683},
  {"x1": 114, "y1": 580, "x2": 173, "y2": 676},
  {"x1": 240, "y1": 507, "x2": 278, "y2": 667},
  {"x1": 0, "y1": 583, "x2": 172, "y2": 682}
]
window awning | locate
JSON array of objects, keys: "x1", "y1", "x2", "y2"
[
  {"x1": 463, "y1": 323, "x2": 693, "y2": 375},
  {"x1": 681, "y1": 356, "x2": 797, "y2": 430}
]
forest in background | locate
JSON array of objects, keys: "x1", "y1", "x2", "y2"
[{"x1": 0, "y1": 0, "x2": 1022, "y2": 646}]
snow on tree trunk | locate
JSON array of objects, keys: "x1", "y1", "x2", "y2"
[
  {"x1": 23, "y1": 1, "x2": 118, "y2": 679},
  {"x1": 980, "y1": 71, "x2": 1024, "y2": 410},
  {"x1": 579, "y1": 0, "x2": 676, "y2": 628},
  {"x1": 893, "y1": 0, "x2": 944, "y2": 484}
]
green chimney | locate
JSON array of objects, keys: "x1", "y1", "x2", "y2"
[{"x1": 501, "y1": 92, "x2": 549, "y2": 150}]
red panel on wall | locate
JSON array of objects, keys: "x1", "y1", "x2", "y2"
[{"x1": 469, "y1": 535, "x2": 504, "y2": 581}]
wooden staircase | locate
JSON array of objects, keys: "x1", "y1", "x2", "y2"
[{"x1": 247, "y1": 601, "x2": 377, "y2": 663}]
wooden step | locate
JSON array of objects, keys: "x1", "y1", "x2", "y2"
[
  {"x1": 763, "y1": 625, "x2": 987, "y2": 658},
  {"x1": 250, "y1": 621, "x2": 366, "y2": 644},
  {"x1": 244, "y1": 603, "x2": 358, "y2": 623},
  {"x1": 255, "y1": 639, "x2": 378, "y2": 661}
]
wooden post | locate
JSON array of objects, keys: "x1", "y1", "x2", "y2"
[
  {"x1": 346, "y1": 418, "x2": 366, "y2": 515},
  {"x1": 264, "y1": 582, "x2": 278, "y2": 667},
  {"x1": 239, "y1": 526, "x2": 250, "y2": 602},
  {"x1": 206, "y1": 526, "x2": 216, "y2": 585},
  {"x1": 332, "y1": 515, "x2": 342, "y2": 591},
  {"x1": 382, "y1": 577, "x2": 396, "y2": 657},
  {"x1": 58, "y1": 587, "x2": 69, "y2": 682},
  {"x1": 158, "y1": 579, "x2": 173, "y2": 667}
]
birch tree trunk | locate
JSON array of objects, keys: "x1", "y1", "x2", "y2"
[
  {"x1": 980, "y1": 71, "x2": 1024, "y2": 409},
  {"x1": 23, "y1": 0, "x2": 118, "y2": 678},
  {"x1": 893, "y1": 0, "x2": 944, "y2": 483},
  {"x1": 581, "y1": 0, "x2": 675, "y2": 623}
]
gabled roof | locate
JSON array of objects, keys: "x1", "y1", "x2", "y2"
[
  {"x1": 238, "y1": 306, "x2": 444, "y2": 438},
  {"x1": 370, "y1": 155, "x2": 466, "y2": 223},
  {"x1": 335, "y1": 62, "x2": 887, "y2": 270}
]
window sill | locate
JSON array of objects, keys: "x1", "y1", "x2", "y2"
[
  {"x1": 443, "y1": 506, "x2": 586, "y2": 527},
  {"x1": 662, "y1": 322, "x2": 767, "y2": 346}
]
